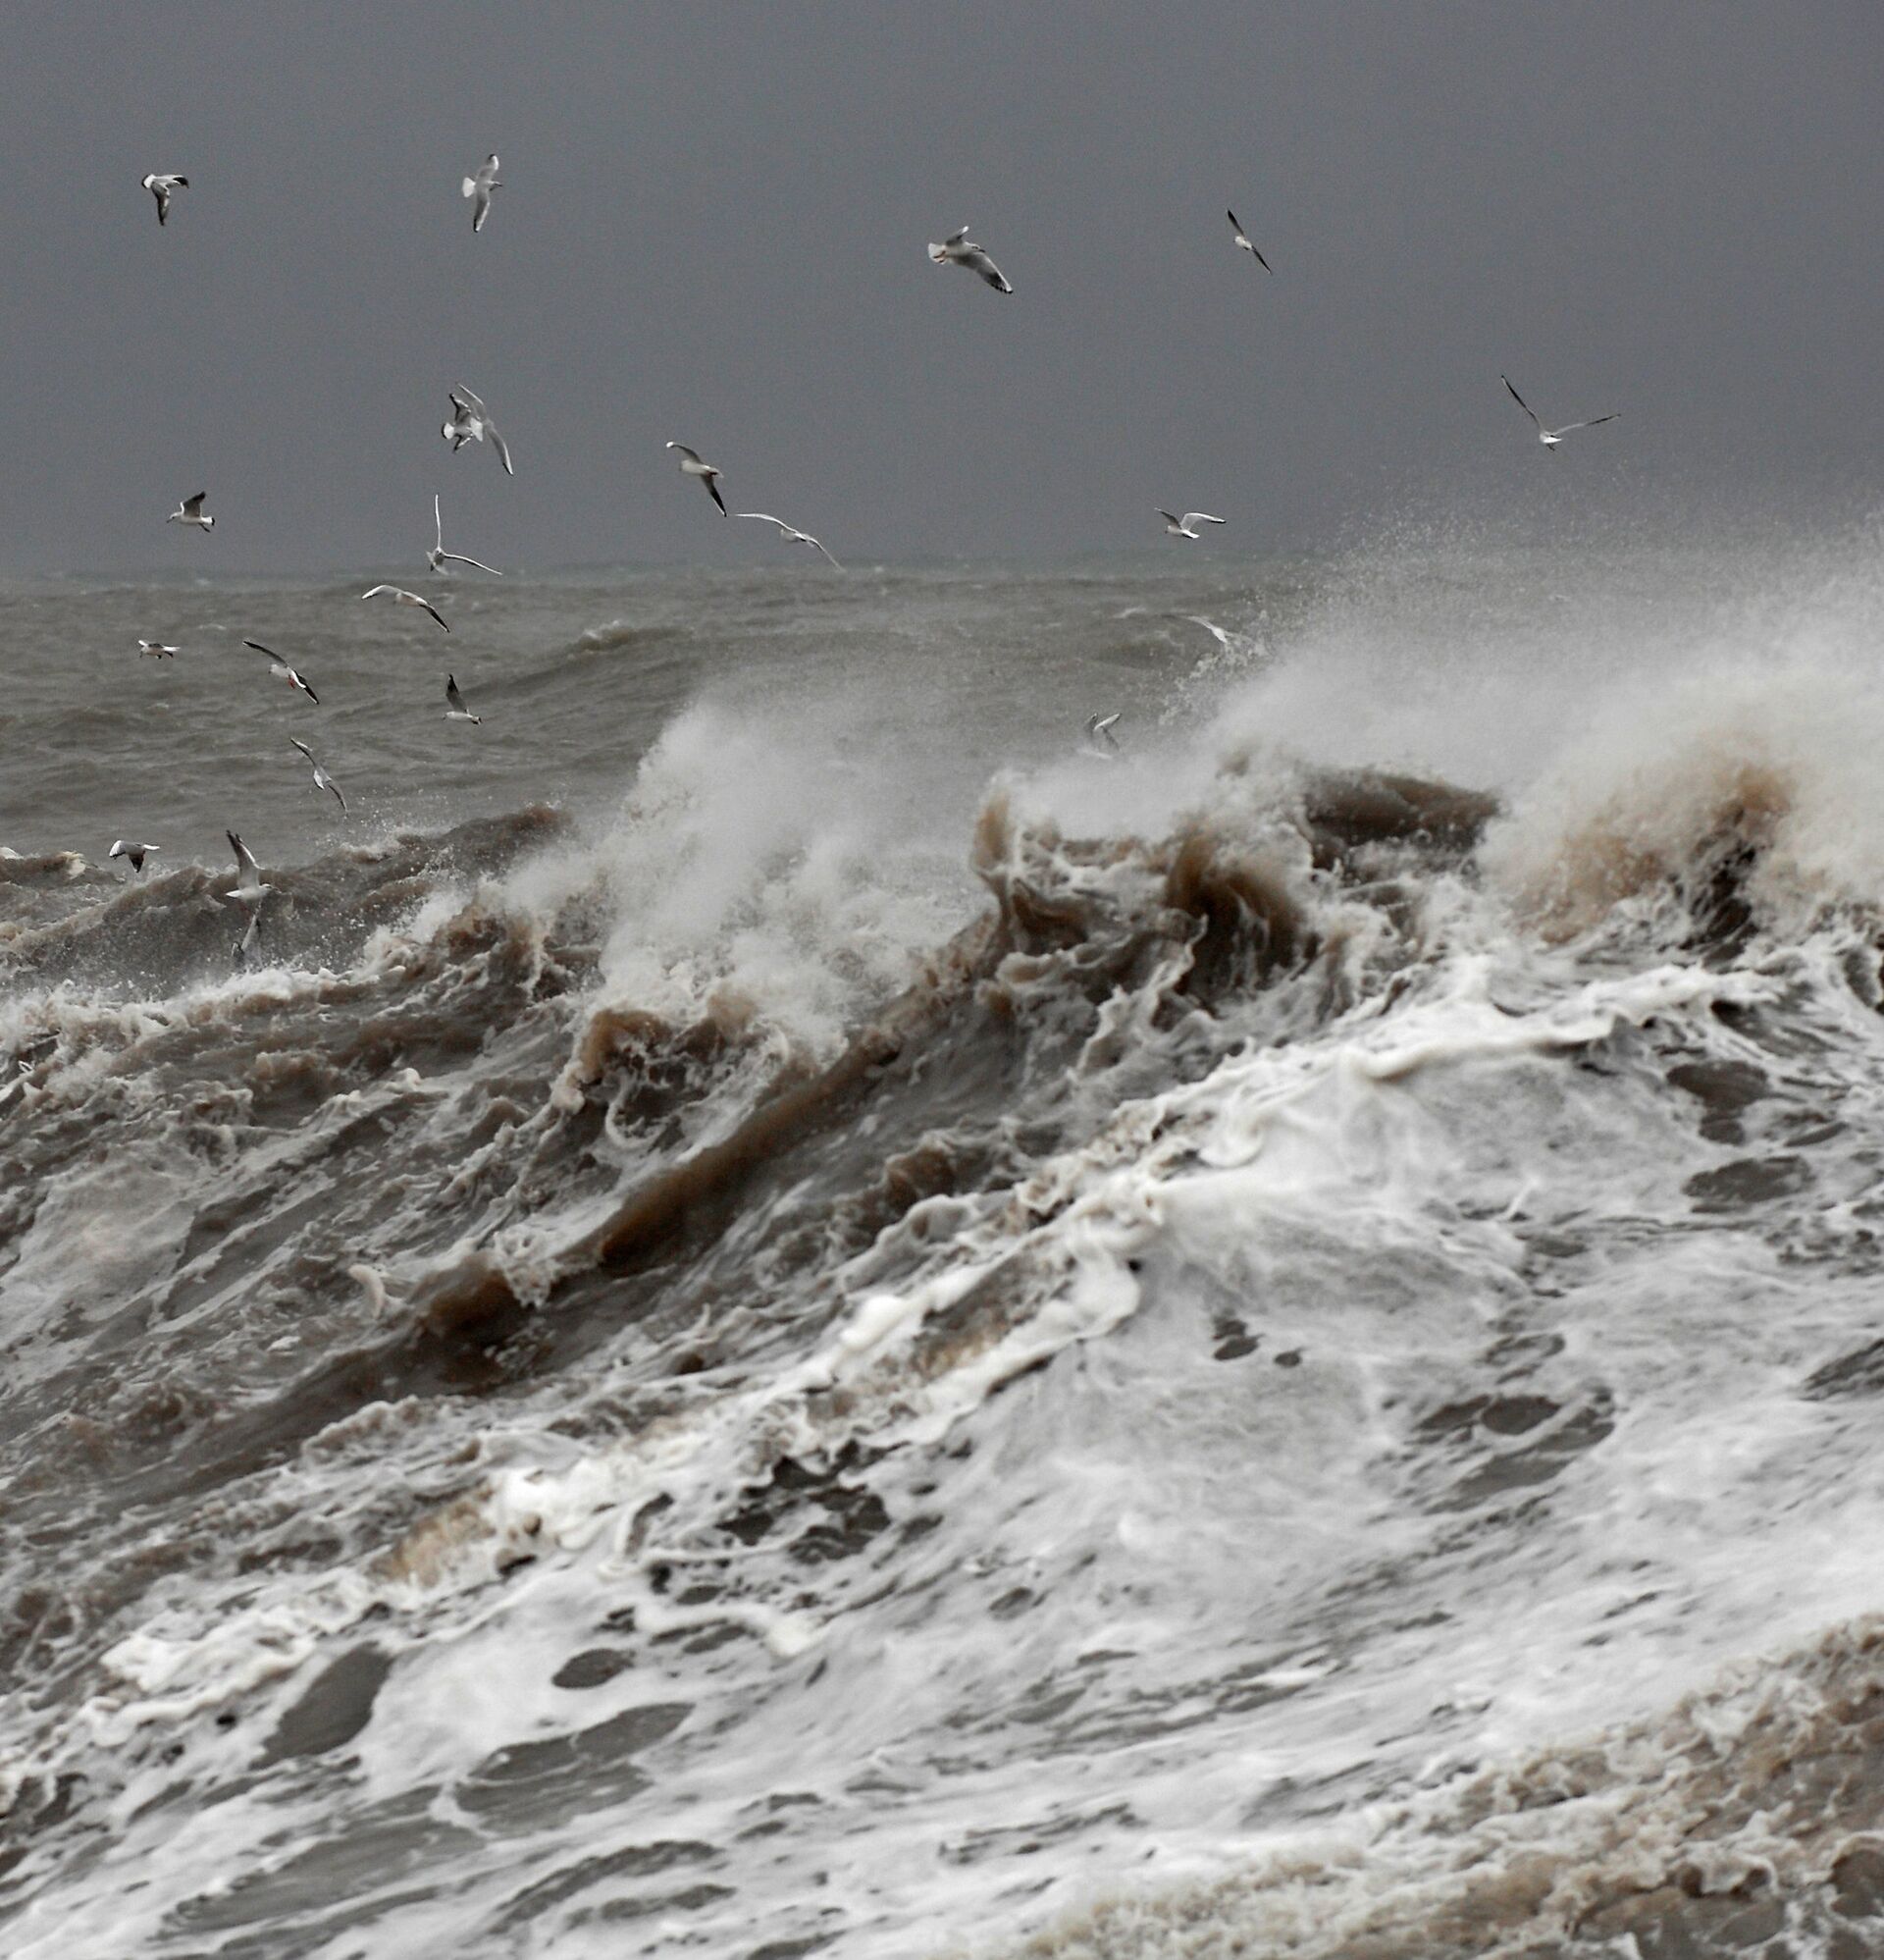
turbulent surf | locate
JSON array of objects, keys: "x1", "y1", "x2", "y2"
[{"x1": 7, "y1": 535, "x2": 1884, "y2": 1958}]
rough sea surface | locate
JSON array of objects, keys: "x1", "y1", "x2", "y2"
[{"x1": 8, "y1": 534, "x2": 1884, "y2": 1958}]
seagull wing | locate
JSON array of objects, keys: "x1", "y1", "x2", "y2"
[
  {"x1": 183, "y1": 493, "x2": 207, "y2": 517},
  {"x1": 471, "y1": 186, "x2": 492, "y2": 233},
  {"x1": 361, "y1": 585, "x2": 393, "y2": 600},
  {"x1": 669, "y1": 443, "x2": 704, "y2": 467},
  {"x1": 452, "y1": 385, "x2": 488, "y2": 419},
  {"x1": 243, "y1": 639, "x2": 278, "y2": 659},
  {"x1": 959, "y1": 245, "x2": 1012, "y2": 291},
  {"x1": 437, "y1": 551, "x2": 502, "y2": 575},
  {"x1": 944, "y1": 226, "x2": 969, "y2": 247},
  {"x1": 1250, "y1": 242, "x2": 1273, "y2": 272},
  {"x1": 229, "y1": 831, "x2": 261, "y2": 876},
  {"x1": 704, "y1": 473, "x2": 727, "y2": 515},
  {"x1": 290, "y1": 736, "x2": 313, "y2": 761},
  {"x1": 1502, "y1": 376, "x2": 1541, "y2": 428},
  {"x1": 445, "y1": 674, "x2": 469, "y2": 714},
  {"x1": 489, "y1": 426, "x2": 514, "y2": 475},
  {"x1": 809, "y1": 536, "x2": 842, "y2": 568},
  {"x1": 417, "y1": 595, "x2": 449, "y2": 630},
  {"x1": 1181, "y1": 513, "x2": 1227, "y2": 528},
  {"x1": 1553, "y1": 414, "x2": 1619, "y2": 435},
  {"x1": 327, "y1": 775, "x2": 347, "y2": 815},
  {"x1": 737, "y1": 512, "x2": 787, "y2": 532},
  {"x1": 1157, "y1": 509, "x2": 1182, "y2": 527},
  {"x1": 434, "y1": 494, "x2": 445, "y2": 553}
]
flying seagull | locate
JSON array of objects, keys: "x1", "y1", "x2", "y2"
[
  {"x1": 1227, "y1": 210, "x2": 1272, "y2": 271},
  {"x1": 1158, "y1": 509, "x2": 1227, "y2": 540},
  {"x1": 665, "y1": 442, "x2": 726, "y2": 515},
  {"x1": 1501, "y1": 375, "x2": 1619, "y2": 451},
  {"x1": 137, "y1": 639, "x2": 180, "y2": 659},
  {"x1": 428, "y1": 495, "x2": 502, "y2": 576},
  {"x1": 927, "y1": 226, "x2": 1013, "y2": 292},
  {"x1": 289, "y1": 737, "x2": 347, "y2": 815},
  {"x1": 244, "y1": 640, "x2": 320, "y2": 704},
  {"x1": 142, "y1": 174, "x2": 188, "y2": 227},
  {"x1": 168, "y1": 492, "x2": 214, "y2": 530},
  {"x1": 443, "y1": 386, "x2": 513, "y2": 475},
  {"x1": 108, "y1": 839, "x2": 160, "y2": 876},
  {"x1": 737, "y1": 512, "x2": 842, "y2": 567},
  {"x1": 233, "y1": 906, "x2": 264, "y2": 970},
  {"x1": 362, "y1": 584, "x2": 449, "y2": 631},
  {"x1": 1085, "y1": 712, "x2": 1122, "y2": 754},
  {"x1": 462, "y1": 152, "x2": 501, "y2": 233},
  {"x1": 445, "y1": 673, "x2": 481, "y2": 724},
  {"x1": 226, "y1": 832, "x2": 272, "y2": 909}
]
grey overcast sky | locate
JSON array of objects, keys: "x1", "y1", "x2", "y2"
[{"x1": 4, "y1": 3, "x2": 1881, "y2": 572}]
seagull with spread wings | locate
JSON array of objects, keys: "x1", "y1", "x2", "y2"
[
  {"x1": 444, "y1": 674, "x2": 481, "y2": 724},
  {"x1": 226, "y1": 832, "x2": 272, "y2": 909},
  {"x1": 927, "y1": 225, "x2": 1013, "y2": 292},
  {"x1": 142, "y1": 174, "x2": 188, "y2": 227},
  {"x1": 665, "y1": 442, "x2": 727, "y2": 515},
  {"x1": 362, "y1": 584, "x2": 449, "y2": 631},
  {"x1": 738, "y1": 512, "x2": 842, "y2": 567},
  {"x1": 462, "y1": 153, "x2": 501, "y2": 233},
  {"x1": 244, "y1": 640, "x2": 320, "y2": 704},
  {"x1": 1501, "y1": 375, "x2": 1619, "y2": 451},
  {"x1": 289, "y1": 738, "x2": 347, "y2": 815},
  {"x1": 1158, "y1": 509, "x2": 1227, "y2": 540},
  {"x1": 428, "y1": 495, "x2": 502, "y2": 576},
  {"x1": 443, "y1": 386, "x2": 514, "y2": 475},
  {"x1": 168, "y1": 492, "x2": 214, "y2": 530},
  {"x1": 1227, "y1": 210, "x2": 1272, "y2": 271}
]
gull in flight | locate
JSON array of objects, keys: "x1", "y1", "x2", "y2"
[
  {"x1": 142, "y1": 174, "x2": 188, "y2": 227},
  {"x1": 927, "y1": 225, "x2": 1013, "y2": 292},
  {"x1": 443, "y1": 386, "x2": 513, "y2": 475},
  {"x1": 226, "y1": 832, "x2": 272, "y2": 909},
  {"x1": 428, "y1": 495, "x2": 501, "y2": 576},
  {"x1": 362, "y1": 584, "x2": 449, "y2": 631},
  {"x1": 289, "y1": 737, "x2": 347, "y2": 815},
  {"x1": 108, "y1": 839, "x2": 160, "y2": 876},
  {"x1": 244, "y1": 640, "x2": 320, "y2": 704},
  {"x1": 233, "y1": 906, "x2": 264, "y2": 970},
  {"x1": 665, "y1": 442, "x2": 727, "y2": 515},
  {"x1": 1085, "y1": 712, "x2": 1122, "y2": 754},
  {"x1": 462, "y1": 152, "x2": 501, "y2": 233},
  {"x1": 1159, "y1": 509, "x2": 1227, "y2": 540},
  {"x1": 445, "y1": 673, "x2": 481, "y2": 724},
  {"x1": 168, "y1": 492, "x2": 214, "y2": 530},
  {"x1": 1501, "y1": 376, "x2": 1619, "y2": 451},
  {"x1": 1227, "y1": 210, "x2": 1272, "y2": 271},
  {"x1": 737, "y1": 512, "x2": 841, "y2": 567},
  {"x1": 137, "y1": 639, "x2": 180, "y2": 659}
]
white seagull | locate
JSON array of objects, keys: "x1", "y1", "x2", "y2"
[
  {"x1": 142, "y1": 173, "x2": 188, "y2": 227},
  {"x1": 428, "y1": 495, "x2": 502, "y2": 576},
  {"x1": 226, "y1": 831, "x2": 272, "y2": 909},
  {"x1": 108, "y1": 839, "x2": 161, "y2": 876},
  {"x1": 137, "y1": 639, "x2": 180, "y2": 659},
  {"x1": 737, "y1": 512, "x2": 841, "y2": 567},
  {"x1": 168, "y1": 492, "x2": 214, "y2": 530},
  {"x1": 1158, "y1": 509, "x2": 1227, "y2": 540},
  {"x1": 1501, "y1": 376, "x2": 1619, "y2": 451},
  {"x1": 443, "y1": 386, "x2": 513, "y2": 475},
  {"x1": 445, "y1": 673, "x2": 481, "y2": 724},
  {"x1": 665, "y1": 442, "x2": 727, "y2": 515},
  {"x1": 289, "y1": 737, "x2": 347, "y2": 815},
  {"x1": 462, "y1": 153, "x2": 501, "y2": 233},
  {"x1": 927, "y1": 226, "x2": 1013, "y2": 293},
  {"x1": 244, "y1": 640, "x2": 320, "y2": 704},
  {"x1": 1085, "y1": 712, "x2": 1122, "y2": 754},
  {"x1": 362, "y1": 584, "x2": 449, "y2": 631},
  {"x1": 1227, "y1": 210, "x2": 1272, "y2": 272}
]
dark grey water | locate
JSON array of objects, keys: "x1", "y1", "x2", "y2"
[{"x1": 8, "y1": 540, "x2": 1884, "y2": 1959}]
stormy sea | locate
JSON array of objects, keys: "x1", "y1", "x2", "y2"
[{"x1": 7, "y1": 528, "x2": 1884, "y2": 1958}]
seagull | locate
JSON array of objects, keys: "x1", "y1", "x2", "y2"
[
  {"x1": 289, "y1": 737, "x2": 347, "y2": 815},
  {"x1": 233, "y1": 906, "x2": 264, "y2": 970},
  {"x1": 1227, "y1": 210, "x2": 1272, "y2": 271},
  {"x1": 428, "y1": 495, "x2": 502, "y2": 576},
  {"x1": 443, "y1": 386, "x2": 513, "y2": 475},
  {"x1": 445, "y1": 673, "x2": 481, "y2": 724},
  {"x1": 462, "y1": 152, "x2": 501, "y2": 233},
  {"x1": 665, "y1": 442, "x2": 726, "y2": 515},
  {"x1": 927, "y1": 226, "x2": 1013, "y2": 293},
  {"x1": 1085, "y1": 712, "x2": 1122, "y2": 753},
  {"x1": 1501, "y1": 376, "x2": 1619, "y2": 451},
  {"x1": 737, "y1": 512, "x2": 841, "y2": 567},
  {"x1": 362, "y1": 584, "x2": 449, "y2": 631},
  {"x1": 108, "y1": 839, "x2": 161, "y2": 876},
  {"x1": 168, "y1": 492, "x2": 214, "y2": 530},
  {"x1": 226, "y1": 832, "x2": 272, "y2": 909},
  {"x1": 243, "y1": 640, "x2": 320, "y2": 704},
  {"x1": 1158, "y1": 509, "x2": 1227, "y2": 540},
  {"x1": 137, "y1": 639, "x2": 180, "y2": 659},
  {"x1": 142, "y1": 174, "x2": 188, "y2": 227}
]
